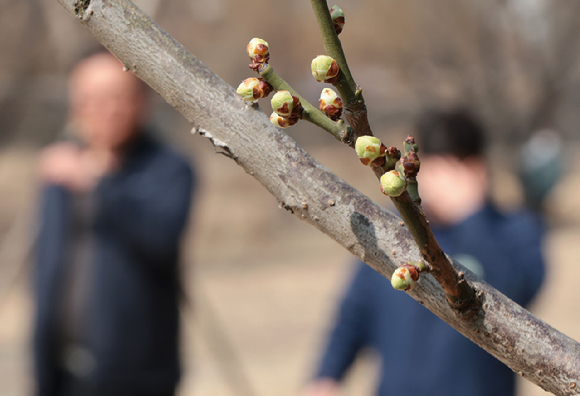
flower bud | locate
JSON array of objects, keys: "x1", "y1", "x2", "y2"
[
  {"x1": 404, "y1": 135, "x2": 419, "y2": 155},
  {"x1": 271, "y1": 90, "x2": 302, "y2": 117},
  {"x1": 385, "y1": 146, "x2": 401, "y2": 169},
  {"x1": 380, "y1": 170, "x2": 407, "y2": 197},
  {"x1": 319, "y1": 88, "x2": 343, "y2": 120},
  {"x1": 247, "y1": 38, "x2": 270, "y2": 64},
  {"x1": 236, "y1": 78, "x2": 273, "y2": 101},
  {"x1": 391, "y1": 264, "x2": 420, "y2": 291},
  {"x1": 356, "y1": 136, "x2": 386, "y2": 166},
  {"x1": 402, "y1": 150, "x2": 420, "y2": 178},
  {"x1": 330, "y1": 5, "x2": 345, "y2": 35},
  {"x1": 311, "y1": 55, "x2": 341, "y2": 84},
  {"x1": 269, "y1": 112, "x2": 298, "y2": 129}
]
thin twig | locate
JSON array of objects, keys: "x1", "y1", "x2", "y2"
[
  {"x1": 309, "y1": 0, "x2": 372, "y2": 142},
  {"x1": 309, "y1": 0, "x2": 477, "y2": 309},
  {"x1": 309, "y1": 0, "x2": 358, "y2": 105}
]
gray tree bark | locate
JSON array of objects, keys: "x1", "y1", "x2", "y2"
[{"x1": 56, "y1": 0, "x2": 580, "y2": 394}]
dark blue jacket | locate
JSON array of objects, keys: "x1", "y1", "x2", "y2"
[
  {"x1": 33, "y1": 135, "x2": 194, "y2": 396},
  {"x1": 316, "y1": 204, "x2": 545, "y2": 396}
]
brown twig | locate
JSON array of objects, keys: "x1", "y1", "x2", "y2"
[{"x1": 309, "y1": 0, "x2": 477, "y2": 310}]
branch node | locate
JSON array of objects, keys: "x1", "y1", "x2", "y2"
[{"x1": 73, "y1": 0, "x2": 91, "y2": 20}]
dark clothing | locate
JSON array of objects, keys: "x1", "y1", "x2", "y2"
[
  {"x1": 33, "y1": 135, "x2": 194, "y2": 396},
  {"x1": 316, "y1": 204, "x2": 545, "y2": 396}
]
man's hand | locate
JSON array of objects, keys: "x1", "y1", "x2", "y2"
[
  {"x1": 38, "y1": 142, "x2": 117, "y2": 192},
  {"x1": 302, "y1": 379, "x2": 340, "y2": 396}
]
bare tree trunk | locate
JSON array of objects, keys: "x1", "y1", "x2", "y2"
[{"x1": 55, "y1": 0, "x2": 580, "y2": 394}]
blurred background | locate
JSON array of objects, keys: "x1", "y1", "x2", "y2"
[{"x1": 1, "y1": 0, "x2": 580, "y2": 395}]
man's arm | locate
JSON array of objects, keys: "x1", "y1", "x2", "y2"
[
  {"x1": 305, "y1": 262, "x2": 376, "y2": 395},
  {"x1": 492, "y1": 211, "x2": 545, "y2": 307}
]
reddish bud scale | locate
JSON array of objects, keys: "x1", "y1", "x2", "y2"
[
  {"x1": 322, "y1": 104, "x2": 342, "y2": 121},
  {"x1": 253, "y1": 79, "x2": 273, "y2": 99},
  {"x1": 399, "y1": 263, "x2": 420, "y2": 282},
  {"x1": 325, "y1": 62, "x2": 341, "y2": 84},
  {"x1": 333, "y1": 17, "x2": 345, "y2": 35},
  {"x1": 290, "y1": 96, "x2": 303, "y2": 118},
  {"x1": 329, "y1": 5, "x2": 345, "y2": 35},
  {"x1": 388, "y1": 146, "x2": 401, "y2": 160},
  {"x1": 402, "y1": 150, "x2": 420, "y2": 178},
  {"x1": 370, "y1": 155, "x2": 386, "y2": 168}
]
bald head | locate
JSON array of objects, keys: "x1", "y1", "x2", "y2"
[{"x1": 69, "y1": 52, "x2": 148, "y2": 150}]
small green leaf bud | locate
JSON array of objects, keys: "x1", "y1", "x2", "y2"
[
  {"x1": 269, "y1": 112, "x2": 298, "y2": 129},
  {"x1": 319, "y1": 88, "x2": 343, "y2": 120},
  {"x1": 404, "y1": 135, "x2": 419, "y2": 155},
  {"x1": 236, "y1": 78, "x2": 273, "y2": 101},
  {"x1": 391, "y1": 263, "x2": 420, "y2": 291},
  {"x1": 271, "y1": 90, "x2": 302, "y2": 117},
  {"x1": 329, "y1": 5, "x2": 345, "y2": 35},
  {"x1": 247, "y1": 38, "x2": 269, "y2": 64},
  {"x1": 311, "y1": 55, "x2": 341, "y2": 84},
  {"x1": 356, "y1": 136, "x2": 386, "y2": 166},
  {"x1": 380, "y1": 170, "x2": 407, "y2": 197}
]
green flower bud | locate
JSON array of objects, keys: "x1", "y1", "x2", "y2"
[
  {"x1": 236, "y1": 78, "x2": 273, "y2": 101},
  {"x1": 380, "y1": 170, "x2": 407, "y2": 197},
  {"x1": 311, "y1": 55, "x2": 341, "y2": 84},
  {"x1": 269, "y1": 112, "x2": 298, "y2": 129},
  {"x1": 319, "y1": 88, "x2": 343, "y2": 120},
  {"x1": 356, "y1": 136, "x2": 386, "y2": 166},
  {"x1": 330, "y1": 5, "x2": 345, "y2": 35},
  {"x1": 271, "y1": 90, "x2": 302, "y2": 117},
  {"x1": 247, "y1": 38, "x2": 270, "y2": 64},
  {"x1": 404, "y1": 135, "x2": 419, "y2": 155},
  {"x1": 391, "y1": 264, "x2": 420, "y2": 291}
]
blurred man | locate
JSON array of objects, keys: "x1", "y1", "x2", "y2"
[
  {"x1": 305, "y1": 109, "x2": 545, "y2": 396},
  {"x1": 34, "y1": 51, "x2": 194, "y2": 396}
]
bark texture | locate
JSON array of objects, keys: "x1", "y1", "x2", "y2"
[{"x1": 56, "y1": 0, "x2": 580, "y2": 394}]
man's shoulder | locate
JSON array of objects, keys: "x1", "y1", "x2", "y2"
[
  {"x1": 491, "y1": 206, "x2": 544, "y2": 238},
  {"x1": 139, "y1": 135, "x2": 193, "y2": 174}
]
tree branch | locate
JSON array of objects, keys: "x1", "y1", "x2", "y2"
[{"x1": 55, "y1": 0, "x2": 580, "y2": 394}]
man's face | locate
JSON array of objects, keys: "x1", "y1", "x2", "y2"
[
  {"x1": 417, "y1": 154, "x2": 488, "y2": 226},
  {"x1": 69, "y1": 54, "x2": 147, "y2": 150}
]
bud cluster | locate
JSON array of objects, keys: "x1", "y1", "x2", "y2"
[
  {"x1": 236, "y1": 78, "x2": 273, "y2": 102},
  {"x1": 269, "y1": 90, "x2": 303, "y2": 129},
  {"x1": 247, "y1": 38, "x2": 270, "y2": 71},
  {"x1": 391, "y1": 263, "x2": 420, "y2": 291},
  {"x1": 319, "y1": 88, "x2": 343, "y2": 120},
  {"x1": 311, "y1": 55, "x2": 341, "y2": 84},
  {"x1": 330, "y1": 5, "x2": 345, "y2": 35}
]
